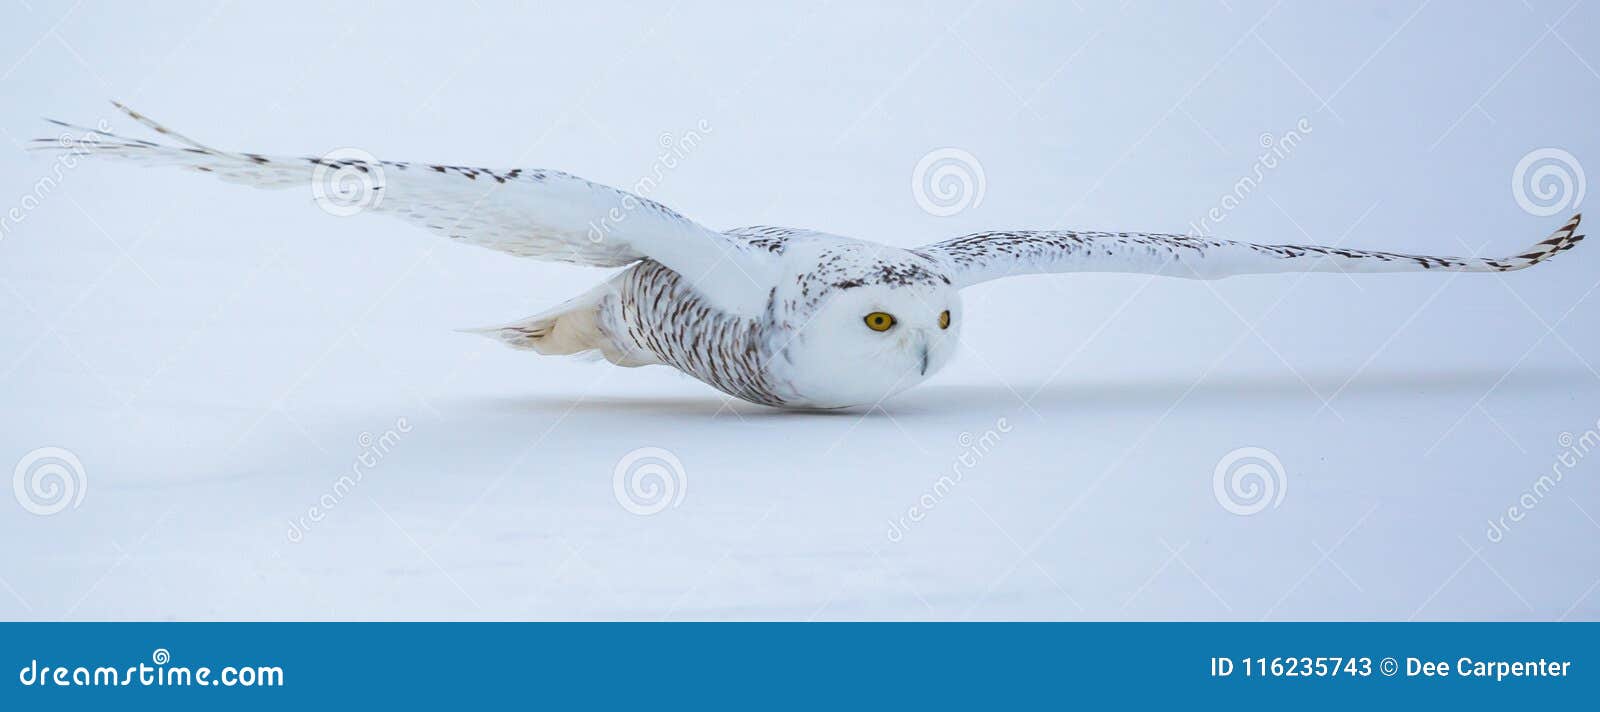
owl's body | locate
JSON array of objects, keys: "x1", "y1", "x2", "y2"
[
  {"x1": 36, "y1": 104, "x2": 1585, "y2": 409},
  {"x1": 500, "y1": 232, "x2": 961, "y2": 408}
]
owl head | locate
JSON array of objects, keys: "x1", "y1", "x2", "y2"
[{"x1": 776, "y1": 246, "x2": 962, "y2": 408}]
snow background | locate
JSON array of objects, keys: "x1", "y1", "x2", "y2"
[{"x1": 1, "y1": 0, "x2": 1598, "y2": 620}]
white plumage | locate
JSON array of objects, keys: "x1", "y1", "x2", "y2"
[{"x1": 35, "y1": 104, "x2": 1586, "y2": 408}]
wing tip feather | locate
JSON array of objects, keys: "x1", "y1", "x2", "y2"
[{"x1": 1500, "y1": 212, "x2": 1583, "y2": 271}]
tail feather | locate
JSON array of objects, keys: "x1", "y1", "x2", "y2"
[
  {"x1": 462, "y1": 290, "x2": 658, "y2": 367},
  {"x1": 458, "y1": 314, "x2": 573, "y2": 353}
]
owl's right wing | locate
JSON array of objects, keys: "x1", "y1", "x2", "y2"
[
  {"x1": 33, "y1": 102, "x2": 778, "y2": 314},
  {"x1": 916, "y1": 215, "x2": 1584, "y2": 289}
]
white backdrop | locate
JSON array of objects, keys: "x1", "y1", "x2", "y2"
[{"x1": 1, "y1": 0, "x2": 1597, "y2": 620}]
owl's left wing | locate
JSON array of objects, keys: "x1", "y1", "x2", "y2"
[{"x1": 916, "y1": 215, "x2": 1584, "y2": 289}]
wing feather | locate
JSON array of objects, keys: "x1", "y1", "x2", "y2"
[
  {"x1": 917, "y1": 215, "x2": 1584, "y2": 288},
  {"x1": 34, "y1": 103, "x2": 774, "y2": 313}
]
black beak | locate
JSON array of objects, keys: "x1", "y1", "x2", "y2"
[{"x1": 918, "y1": 344, "x2": 930, "y2": 375}]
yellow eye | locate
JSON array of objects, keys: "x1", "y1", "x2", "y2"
[
  {"x1": 864, "y1": 312, "x2": 896, "y2": 332},
  {"x1": 938, "y1": 310, "x2": 951, "y2": 329}
]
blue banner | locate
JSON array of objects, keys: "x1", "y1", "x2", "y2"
[{"x1": 0, "y1": 623, "x2": 1592, "y2": 708}]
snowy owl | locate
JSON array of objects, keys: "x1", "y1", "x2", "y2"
[{"x1": 36, "y1": 104, "x2": 1585, "y2": 409}]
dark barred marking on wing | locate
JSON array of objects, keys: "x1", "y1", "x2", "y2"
[
  {"x1": 31, "y1": 102, "x2": 765, "y2": 286},
  {"x1": 916, "y1": 214, "x2": 1583, "y2": 287},
  {"x1": 722, "y1": 226, "x2": 807, "y2": 254}
]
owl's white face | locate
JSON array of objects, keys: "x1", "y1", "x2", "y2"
[{"x1": 779, "y1": 283, "x2": 962, "y2": 408}]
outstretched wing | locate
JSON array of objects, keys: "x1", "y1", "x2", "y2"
[
  {"x1": 916, "y1": 215, "x2": 1584, "y2": 289},
  {"x1": 33, "y1": 103, "x2": 773, "y2": 313}
]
